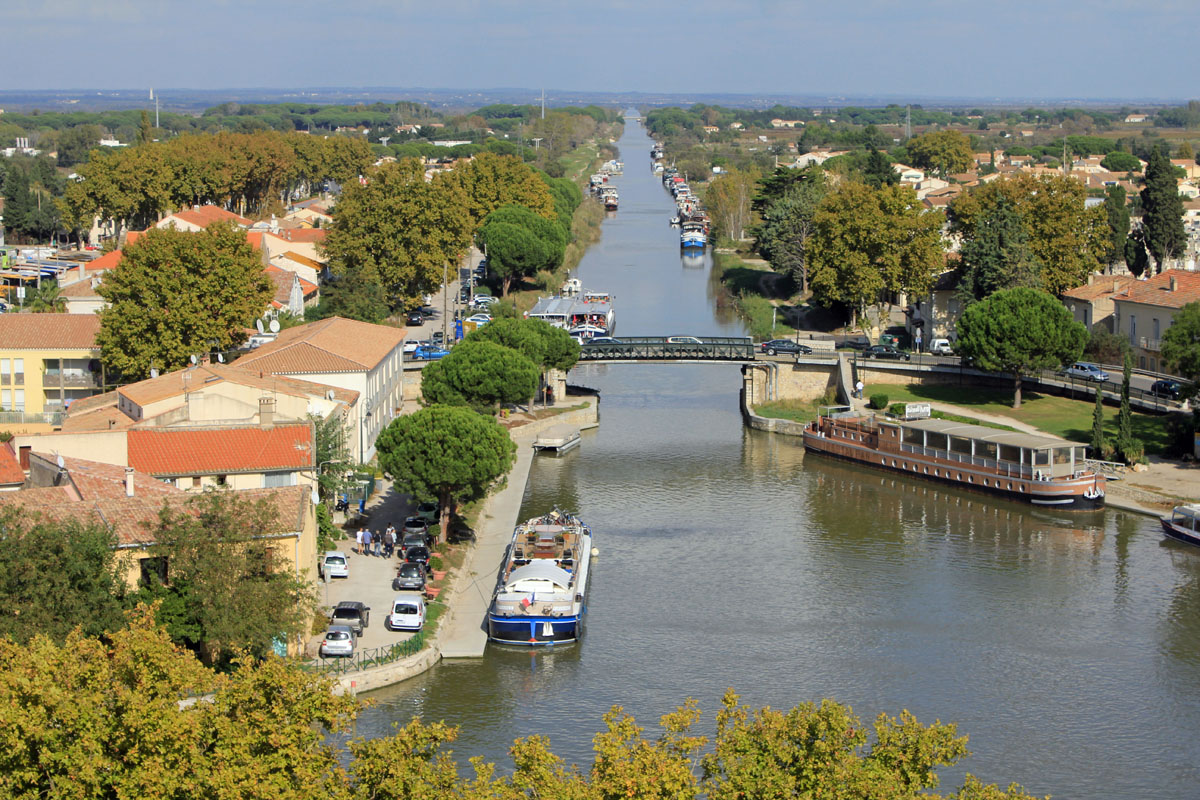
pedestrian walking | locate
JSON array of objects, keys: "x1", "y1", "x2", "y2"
[
  {"x1": 373, "y1": 530, "x2": 382, "y2": 557},
  {"x1": 355, "y1": 527, "x2": 364, "y2": 555},
  {"x1": 383, "y1": 527, "x2": 394, "y2": 558},
  {"x1": 855, "y1": 379, "x2": 864, "y2": 400},
  {"x1": 363, "y1": 528, "x2": 373, "y2": 556}
]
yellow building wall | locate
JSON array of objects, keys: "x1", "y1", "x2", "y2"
[{"x1": 0, "y1": 346, "x2": 102, "y2": 415}]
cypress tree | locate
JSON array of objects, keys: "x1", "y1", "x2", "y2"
[{"x1": 1140, "y1": 145, "x2": 1186, "y2": 273}]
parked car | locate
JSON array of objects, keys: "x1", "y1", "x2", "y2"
[
  {"x1": 465, "y1": 313, "x2": 492, "y2": 325},
  {"x1": 402, "y1": 340, "x2": 419, "y2": 355},
  {"x1": 404, "y1": 545, "x2": 431, "y2": 570},
  {"x1": 329, "y1": 600, "x2": 370, "y2": 635},
  {"x1": 865, "y1": 344, "x2": 911, "y2": 361},
  {"x1": 431, "y1": 330, "x2": 446, "y2": 345},
  {"x1": 415, "y1": 501, "x2": 439, "y2": 523},
  {"x1": 406, "y1": 310, "x2": 424, "y2": 326},
  {"x1": 412, "y1": 345, "x2": 450, "y2": 360},
  {"x1": 403, "y1": 516, "x2": 430, "y2": 538},
  {"x1": 385, "y1": 592, "x2": 427, "y2": 632},
  {"x1": 319, "y1": 551, "x2": 349, "y2": 580},
  {"x1": 472, "y1": 295, "x2": 497, "y2": 309},
  {"x1": 1150, "y1": 379, "x2": 1183, "y2": 399},
  {"x1": 666, "y1": 336, "x2": 703, "y2": 344},
  {"x1": 401, "y1": 531, "x2": 429, "y2": 556},
  {"x1": 584, "y1": 336, "x2": 623, "y2": 346},
  {"x1": 760, "y1": 339, "x2": 813, "y2": 356},
  {"x1": 1061, "y1": 362, "x2": 1109, "y2": 382},
  {"x1": 319, "y1": 625, "x2": 356, "y2": 657},
  {"x1": 392, "y1": 562, "x2": 427, "y2": 593},
  {"x1": 928, "y1": 338, "x2": 954, "y2": 356}
]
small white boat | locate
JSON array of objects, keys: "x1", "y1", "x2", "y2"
[
  {"x1": 534, "y1": 425, "x2": 582, "y2": 453},
  {"x1": 1162, "y1": 504, "x2": 1200, "y2": 547}
]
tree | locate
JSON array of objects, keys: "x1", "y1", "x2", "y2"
[
  {"x1": 949, "y1": 174, "x2": 1107, "y2": 295},
  {"x1": 1162, "y1": 301, "x2": 1200, "y2": 399},
  {"x1": 376, "y1": 405, "x2": 517, "y2": 543},
  {"x1": 863, "y1": 145, "x2": 899, "y2": 188},
  {"x1": 133, "y1": 492, "x2": 317, "y2": 667},
  {"x1": 463, "y1": 316, "x2": 547, "y2": 366},
  {"x1": 1103, "y1": 184, "x2": 1130, "y2": 266},
  {"x1": 323, "y1": 159, "x2": 472, "y2": 308},
  {"x1": 754, "y1": 166, "x2": 827, "y2": 293},
  {"x1": 56, "y1": 123, "x2": 102, "y2": 167},
  {"x1": 807, "y1": 182, "x2": 944, "y2": 327},
  {"x1": 1091, "y1": 388, "x2": 1107, "y2": 458},
  {"x1": 956, "y1": 287, "x2": 1087, "y2": 408},
  {"x1": 138, "y1": 109, "x2": 153, "y2": 145},
  {"x1": 310, "y1": 411, "x2": 353, "y2": 502},
  {"x1": 1140, "y1": 145, "x2": 1186, "y2": 273},
  {"x1": 0, "y1": 509, "x2": 127, "y2": 644},
  {"x1": 1124, "y1": 228, "x2": 1151, "y2": 278},
  {"x1": 442, "y1": 151, "x2": 556, "y2": 228},
  {"x1": 1114, "y1": 351, "x2": 1143, "y2": 464},
  {"x1": 958, "y1": 196, "x2": 1043, "y2": 301},
  {"x1": 1178, "y1": 141, "x2": 1194, "y2": 160},
  {"x1": 97, "y1": 223, "x2": 272, "y2": 380},
  {"x1": 1100, "y1": 151, "x2": 1141, "y2": 172},
  {"x1": 705, "y1": 167, "x2": 760, "y2": 241},
  {"x1": 0, "y1": 608, "x2": 358, "y2": 800},
  {"x1": 420, "y1": 339, "x2": 540, "y2": 411},
  {"x1": 307, "y1": 265, "x2": 391, "y2": 324},
  {"x1": 26, "y1": 279, "x2": 67, "y2": 312},
  {"x1": 906, "y1": 129, "x2": 974, "y2": 176},
  {"x1": 477, "y1": 204, "x2": 566, "y2": 296}
]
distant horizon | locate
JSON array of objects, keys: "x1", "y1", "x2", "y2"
[{"x1": 6, "y1": 2, "x2": 1197, "y2": 102}]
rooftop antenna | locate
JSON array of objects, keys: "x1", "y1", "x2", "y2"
[{"x1": 541, "y1": 89, "x2": 545, "y2": 120}]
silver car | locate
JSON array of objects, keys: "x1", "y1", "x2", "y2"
[{"x1": 318, "y1": 625, "x2": 356, "y2": 657}]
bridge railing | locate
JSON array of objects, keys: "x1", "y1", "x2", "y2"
[{"x1": 578, "y1": 336, "x2": 755, "y2": 362}]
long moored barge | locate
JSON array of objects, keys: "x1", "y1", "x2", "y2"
[{"x1": 802, "y1": 409, "x2": 1105, "y2": 510}]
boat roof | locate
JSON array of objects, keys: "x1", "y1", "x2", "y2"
[
  {"x1": 889, "y1": 417, "x2": 1082, "y2": 450},
  {"x1": 506, "y1": 561, "x2": 573, "y2": 589}
]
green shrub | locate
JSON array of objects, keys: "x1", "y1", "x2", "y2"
[
  {"x1": 869, "y1": 393, "x2": 889, "y2": 410},
  {"x1": 429, "y1": 555, "x2": 444, "y2": 572},
  {"x1": 890, "y1": 402, "x2": 907, "y2": 417}
]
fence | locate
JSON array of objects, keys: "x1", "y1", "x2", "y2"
[{"x1": 308, "y1": 630, "x2": 426, "y2": 676}]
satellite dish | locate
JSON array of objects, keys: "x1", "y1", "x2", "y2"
[
  {"x1": 56, "y1": 454, "x2": 65, "y2": 469},
  {"x1": 310, "y1": 487, "x2": 320, "y2": 506},
  {"x1": 256, "y1": 319, "x2": 265, "y2": 334},
  {"x1": 217, "y1": 353, "x2": 225, "y2": 363},
  {"x1": 269, "y1": 319, "x2": 280, "y2": 333},
  {"x1": 150, "y1": 368, "x2": 159, "y2": 378},
  {"x1": 326, "y1": 389, "x2": 335, "y2": 401},
  {"x1": 190, "y1": 354, "x2": 198, "y2": 365}
]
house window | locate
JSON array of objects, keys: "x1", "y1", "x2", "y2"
[
  {"x1": 1, "y1": 389, "x2": 10, "y2": 410},
  {"x1": 0, "y1": 359, "x2": 8, "y2": 385},
  {"x1": 1153, "y1": 318, "x2": 1160, "y2": 339},
  {"x1": 191, "y1": 476, "x2": 202, "y2": 489},
  {"x1": 1129, "y1": 315, "x2": 1136, "y2": 345},
  {"x1": 13, "y1": 359, "x2": 23, "y2": 386},
  {"x1": 262, "y1": 470, "x2": 294, "y2": 488},
  {"x1": 139, "y1": 556, "x2": 168, "y2": 587},
  {"x1": 13, "y1": 389, "x2": 24, "y2": 412}
]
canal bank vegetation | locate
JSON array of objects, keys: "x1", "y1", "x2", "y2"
[{"x1": 0, "y1": 621, "x2": 1047, "y2": 800}]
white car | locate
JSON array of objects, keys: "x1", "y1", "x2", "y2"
[
  {"x1": 319, "y1": 551, "x2": 349, "y2": 580},
  {"x1": 466, "y1": 314, "x2": 492, "y2": 325},
  {"x1": 928, "y1": 338, "x2": 953, "y2": 356},
  {"x1": 402, "y1": 340, "x2": 419, "y2": 355},
  {"x1": 472, "y1": 295, "x2": 498, "y2": 308},
  {"x1": 385, "y1": 592, "x2": 427, "y2": 632},
  {"x1": 319, "y1": 625, "x2": 356, "y2": 657}
]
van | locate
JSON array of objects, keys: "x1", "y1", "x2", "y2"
[
  {"x1": 319, "y1": 551, "x2": 349, "y2": 580},
  {"x1": 929, "y1": 338, "x2": 953, "y2": 355},
  {"x1": 666, "y1": 336, "x2": 702, "y2": 344},
  {"x1": 385, "y1": 592, "x2": 426, "y2": 632}
]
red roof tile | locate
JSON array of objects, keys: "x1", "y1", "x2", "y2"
[
  {"x1": 235, "y1": 316, "x2": 405, "y2": 375},
  {"x1": 164, "y1": 205, "x2": 252, "y2": 229},
  {"x1": 86, "y1": 250, "x2": 123, "y2": 271},
  {"x1": 0, "y1": 444, "x2": 24, "y2": 486},
  {"x1": 127, "y1": 423, "x2": 314, "y2": 476},
  {"x1": 1113, "y1": 269, "x2": 1200, "y2": 309},
  {"x1": 28, "y1": 452, "x2": 181, "y2": 500},
  {"x1": 0, "y1": 314, "x2": 101, "y2": 350}
]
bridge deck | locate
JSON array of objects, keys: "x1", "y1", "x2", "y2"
[{"x1": 577, "y1": 336, "x2": 755, "y2": 363}]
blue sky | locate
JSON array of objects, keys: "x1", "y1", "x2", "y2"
[{"x1": 6, "y1": 0, "x2": 1196, "y2": 100}]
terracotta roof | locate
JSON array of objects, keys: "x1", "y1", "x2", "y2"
[
  {"x1": 0, "y1": 444, "x2": 24, "y2": 486},
  {"x1": 164, "y1": 205, "x2": 251, "y2": 229},
  {"x1": 0, "y1": 314, "x2": 101, "y2": 350},
  {"x1": 265, "y1": 266, "x2": 318, "y2": 307},
  {"x1": 28, "y1": 452, "x2": 181, "y2": 500},
  {"x1": 1062, "y1": 274, "x2": 1138, "y2": 301},
  {"x1": 275, "y1": 228, "x2": 326, "y2": 243},
  {"x1": 278, "y1": 251, "x2": 324, "y2": 270},
  {"x1": 116, "y1": 363, "x2": 357, "y2": 409},
  {"x1": 59, "y1": 279, "x2": 102, "y2": 299},
  {"x1": 235, "y1": 316, "x2": 405, "y2": 375},
  {"x1": 1113, "y1": 269, "x2": 1200, "y2": 309},
  {"x1": 0, "y1": 485, "x2": 309, "y2": 547},
  {"x1": 86, "y1": 250, "x2": 123, "y2": 271},
  {"x1": 127, "y1": 423, "x2": 314, "y2": 476}
]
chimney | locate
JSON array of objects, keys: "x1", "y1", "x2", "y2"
[
  {"x1": 124, "y1": 467, "x2": 135, "y2": 497},
  {"x1": 1170, "y1": 275, "x2": 1178, "y2": 291},
  {"x1": 259, "y1": 396, "x2": 276, "y2": 428},
  {"x1": 1113, "y1": 279, "x2": 1119, "y2": 293}
]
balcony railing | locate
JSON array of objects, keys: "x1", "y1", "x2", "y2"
[
  {"x1": 43, "y1": 370, "x2": 99, "y2": 388},
  {"x1": 1139, "y1": 337, "x2": 1162, "y2": 353},
  {"x1": 0, "y1": 410, "x2": 63, "y2": 426}
]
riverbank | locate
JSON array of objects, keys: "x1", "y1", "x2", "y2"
[{"x1": 328, "y1": 395, "x2": 600, "y2": 694}]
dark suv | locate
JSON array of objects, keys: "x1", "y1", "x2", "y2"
[
  {"x1": 865, "y1": 344, "x2": 910, "y2": 361},
  {"x1": 329, "y1": 601, "x2": 370, "y2": 635}
]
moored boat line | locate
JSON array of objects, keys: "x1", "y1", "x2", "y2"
[
  {"x1": 487, "y1": 508, "x2": 593, "y2": 645},
  {"x1": 1162, "y1": 504, "x2": 1200, "y2": 547}
]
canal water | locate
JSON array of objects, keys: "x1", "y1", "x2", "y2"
[{"x1": 356, "y1": 119, "x2": 1200, "y2": 799}]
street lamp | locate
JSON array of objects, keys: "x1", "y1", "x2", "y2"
[{"x1": 359, "y1": 411, "x2": 373, "y2": 464}]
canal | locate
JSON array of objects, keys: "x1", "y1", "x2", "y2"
[{"x1": 356, "y1": 117, "x2": 1200, "y2": 799}]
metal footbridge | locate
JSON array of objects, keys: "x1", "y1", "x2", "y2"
[{"x1": 576, "y1": 336, "x2": 756, "y2": 364}]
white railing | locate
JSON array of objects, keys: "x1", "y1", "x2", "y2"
[{"x1": 899, "y1": 443, "x2": 1035, "y2": 478}]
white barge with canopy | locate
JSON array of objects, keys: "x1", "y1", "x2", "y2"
[{"x1": 488, "y1": 509, "x2": 593, "y2": 645}]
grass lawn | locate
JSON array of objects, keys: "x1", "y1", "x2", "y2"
[
  {"x1": 869, "y1": 383, "x2": 1170, "y2": 456},
  {"x1": 752, "y1": 397, "x2": 826, "y2": 424}
]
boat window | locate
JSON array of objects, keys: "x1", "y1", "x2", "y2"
[
  {"x1": 978, "y1": 442, "x2": 997, "y2": 460},
  {"x1": 927, "y1": 432, "x2": 949, "y2": 450},
  {"x1": 950, "y1": 436, "x2": 972, "y2": 455},
  {"x1": 998, "y1": 444, "x2": 1021, "y2": 463},
  {"x1": 1052, "y1": 448, "x2": 1071, "y2": 465},
  {"x1": 1033, "y1": 450, "x2": 1051, "y2": 466},
  {"x1": 1074, "y1": 446, "x2": 1087, "y2": 463},
  {"x1": 902, "y1": 428, "x2": 924, "y2": 445}
]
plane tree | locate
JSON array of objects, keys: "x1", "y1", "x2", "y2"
[{"x1": 956, "y1": 287, "x2": 1087, "y2": 408}]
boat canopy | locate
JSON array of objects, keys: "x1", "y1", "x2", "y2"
[{"x1": 505, "y1": 561, "x2": 573, "y2": 592}]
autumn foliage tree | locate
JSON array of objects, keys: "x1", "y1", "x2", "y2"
[
  {"x1": 906, "y1": 129, "x2": 974, "y2": 176},
  {"x1": 442, "y1": 151, "x2": 557, "y2": 228},
  {"x1": 97, "y1": 222, "x2": 273, "y2": 380}
]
